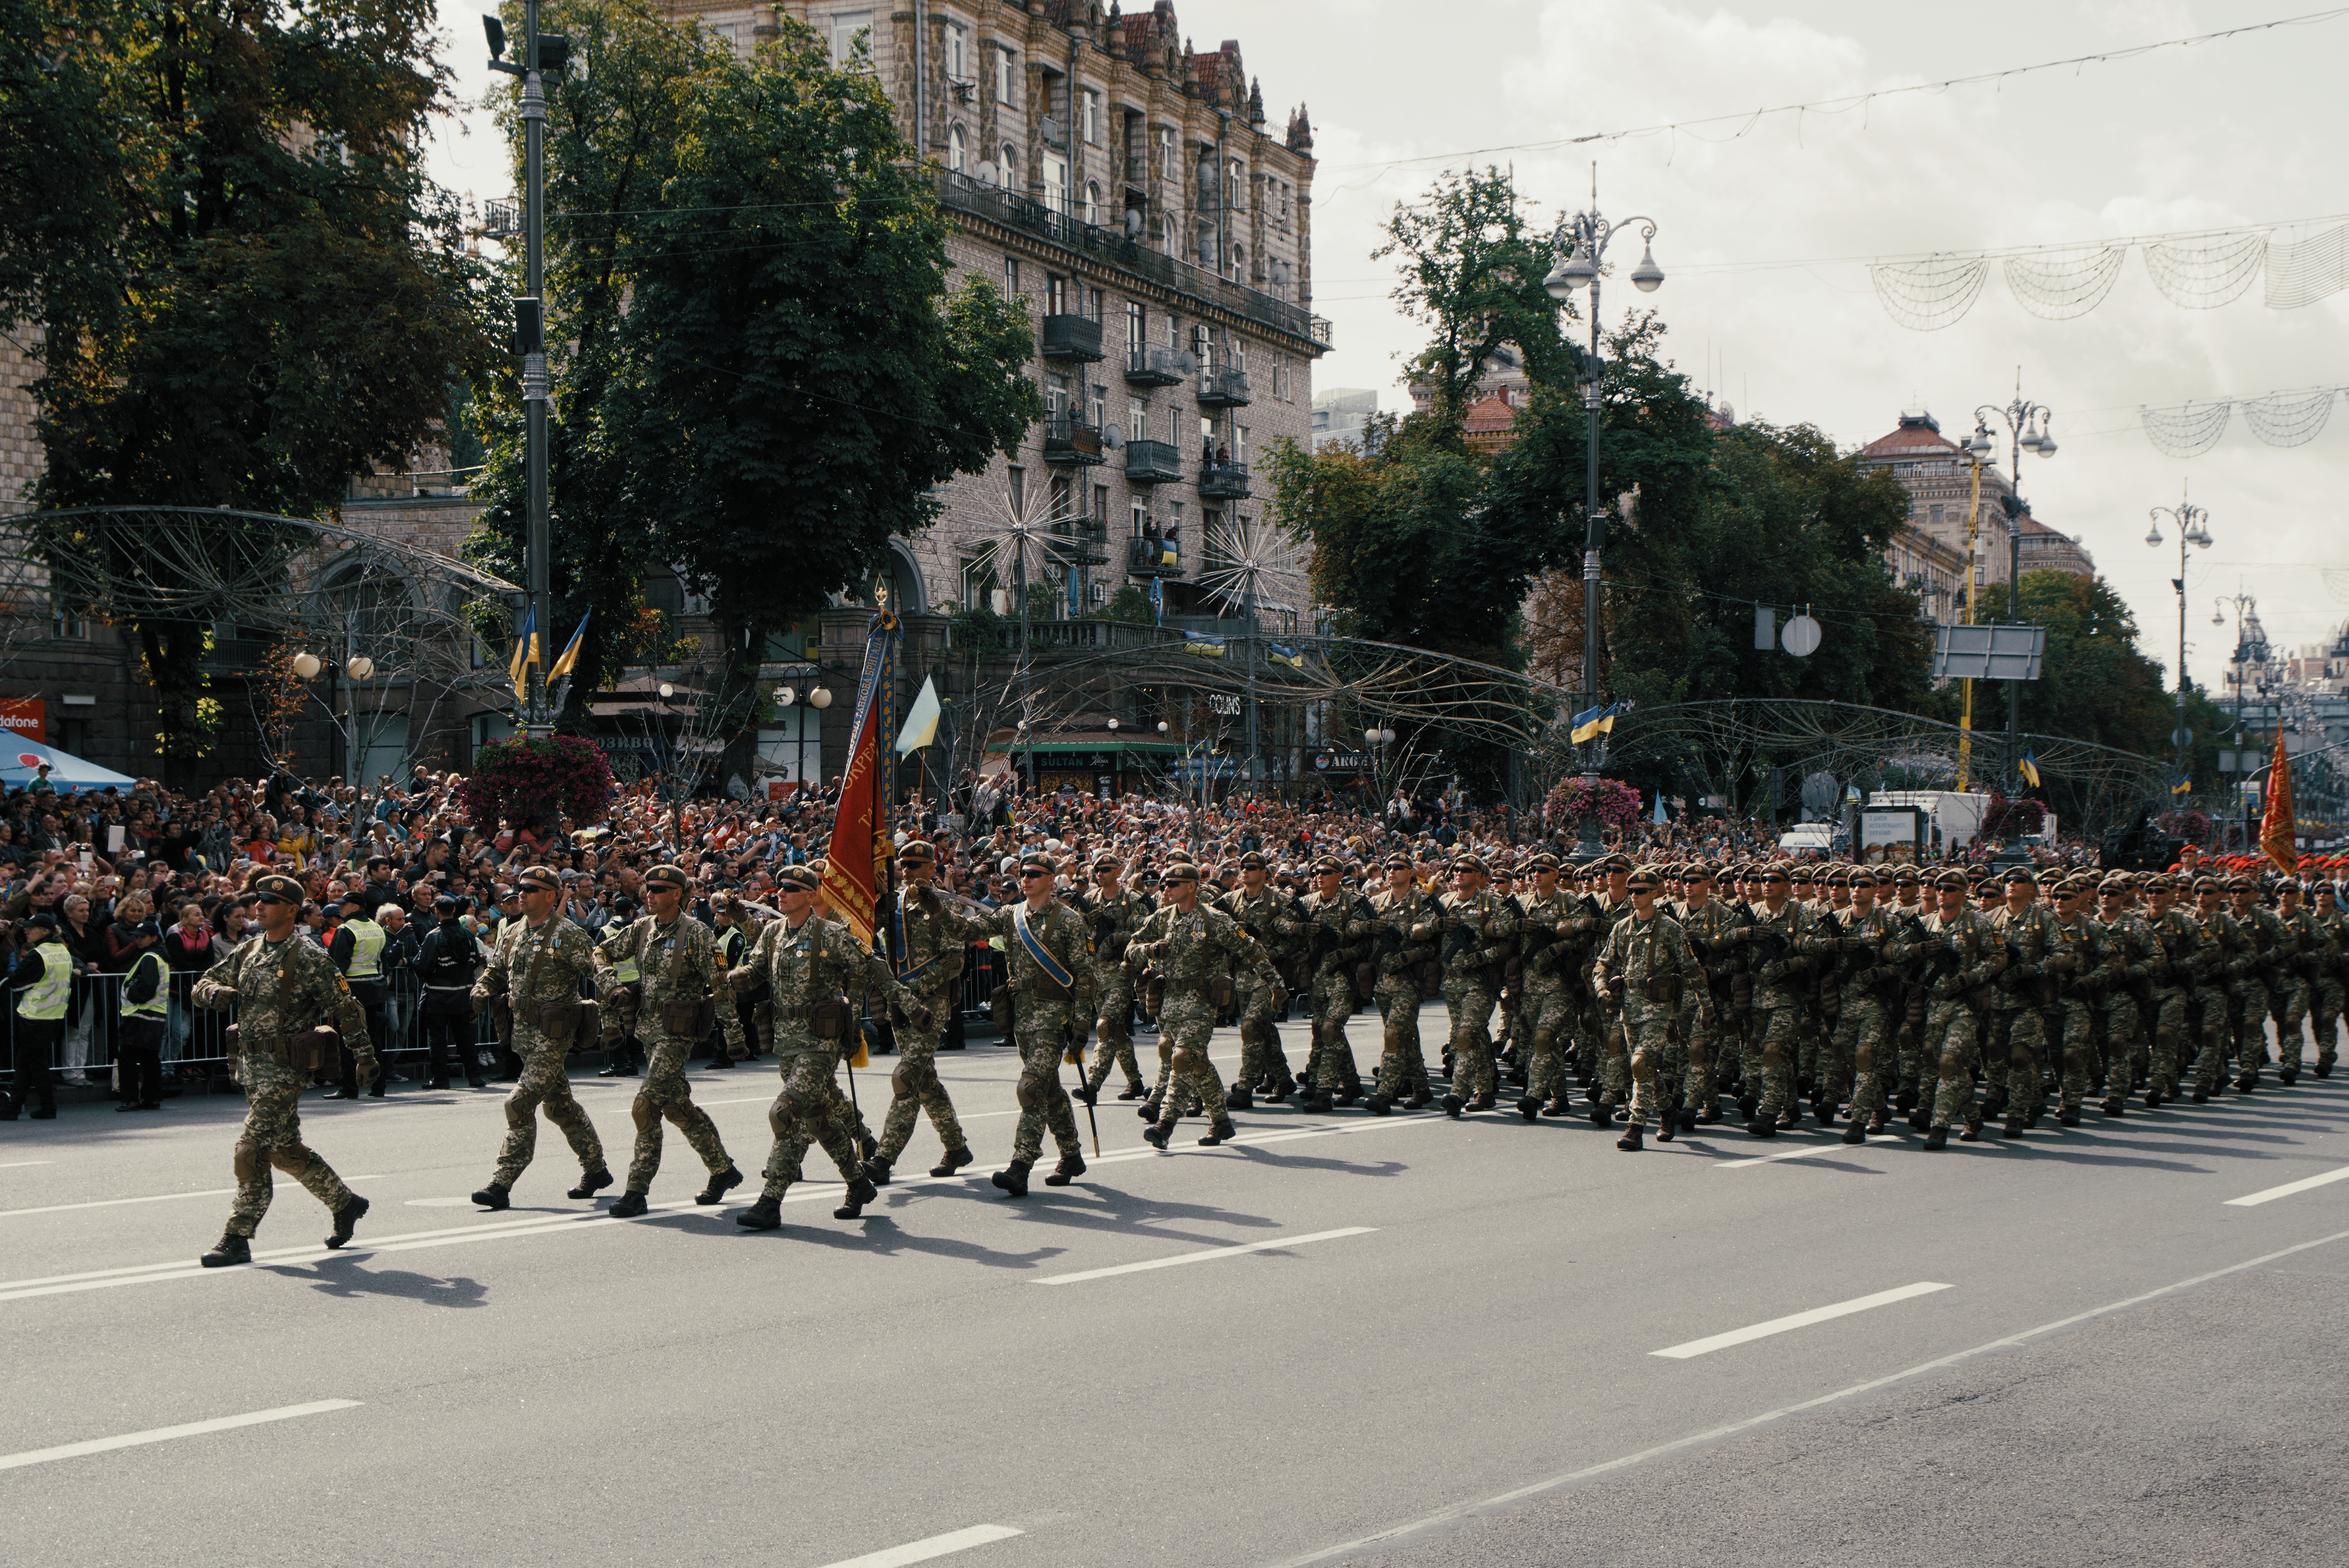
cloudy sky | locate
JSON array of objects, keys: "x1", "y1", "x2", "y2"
[{"x1": 424, "y1": 0, "x2": 2349, "y2": 693}]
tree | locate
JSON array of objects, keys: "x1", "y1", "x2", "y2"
[{"x1": 8, "y1": 0, "x2": 495, "y2": 780}]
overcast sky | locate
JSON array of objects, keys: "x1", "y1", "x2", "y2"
[{"x1": 424, "y1": 0, "x2": 2349, "y2": 694}]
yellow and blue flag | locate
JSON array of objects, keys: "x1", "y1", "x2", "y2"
[
  {"x1": 549, "y1": 612, "x2": 590, "y2": 681},
  {"x1": 1186, "y1": 632, "x2": 1226, "y2": 658},
  {"x1": 1268, "y1": 642, "x2": 1303, "y2": 669},
  {"x1": 1570, "y1": 701, "x2": 1625, "y2": 745},
  {"x1": 2172, "y1": 778, "x2": 2193, "y2": 795},
  {"x1": 895, "y1": 675, "x2": 943, "y2": 755},
  {"x1": 507, "y1": 605, "x2": 538, "y2": 706},
  {"x1": 2017, "y1": 749, "x2": 2041, "y2": 789}
]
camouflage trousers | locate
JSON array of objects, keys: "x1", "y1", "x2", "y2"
[
  {"x1": 1618, "y1": 1005, "x2": 1675, "y2": 1129},
  {"x1": 493, "y1": 1047, "x2": 607, "y2": 1188},
  {"x1": 2232, "y1": 979, "x2": 2272, "y2": 1075},
  {"x1": 226, "y1": 1056, "x2": 354, "y2": 1240},
  {"x1": 1984, "y1": 1005, "x2": 2046, "y2": 1110},
  {"x1": 1085, "y1": 967, "x2": 1147, "y2": 1094},
  {"x1": 1373, "y1": 974, "x2": 1432, "y2": 1100},
  {"x1": 1307, "y1": 970, "x2": 1363, "y2": 1093},
  {"x1": 1011, "y1": 1000, "x2": 1083, "y2": 1163},
  {"x1": 626, "y1": 1037, "x2": 733, "y2": 1192},
  {"x1": 1680, "y1": 992, "x2": 1726, "y2": 1110},
  {"x1": 716, "y1": 994, "x2": 752, "y2": 1062},
  {"x1": 1894, "y1": 987, "x2": 1930, "y2": 1104},
  {"x1": 1441, "y1": 975, "x2": 1499, "y2": 1101},
  {"x1": 1519, "y1": 978, "x2": 1576, "y2": 1104},
  {"x1": 1152, "y1": 988, "x2": 1231, "y2": 1133},
  {"x1": 2148, "y1": 987, "x2": 2191, "y2": 1095},
  {"x1": 1924, "y1": 999, "x2": 1985, "y2": 1131},
  {"x1": 2045, "y1": 996, "x2": 2097, "y2": 1108},
  {"x1": 2188, "y1": 986, "x2": 2233, "y2": 1091},
  {"x1": 2271, "y1": 978, "x2": 2312, "y2": 1073},
  {"x1": 2311, "y1": 979, "x2": 2345, "y2": 1069},
  {"x1": 759, "y1": 1046, "x2": 866, "y2": 1198},
  {"x1": 2100, "y1": 994, "x2": 2144, "y2": 1100},
  {"x1": 1232, "y1": 976, "x2": 1294, "y2": 1091},
  {"x1": 1742, "y1": 999, "x2": 1800, "y2": 1117},
  {"x1": 877, "y1": 993, "x2": 965, "y2": 1164},
  {"x1": 1836, "y1": 993, "x2": 1892, "y2": 1124}
]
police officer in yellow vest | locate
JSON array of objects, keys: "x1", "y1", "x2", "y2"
[
  {"x1": 3, "y1": 911, "x2": 70, "y2": 1120},
  {"x1": 327, "y1": 891, "x2": 391, "y2": 1100},
  {"x1": 115, "y1": 920, "x2": 171, "y2": 1111}
]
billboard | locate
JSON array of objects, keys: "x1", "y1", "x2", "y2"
[{"x1": 0, "y1": 698, "x2": 44, "y2": 743}]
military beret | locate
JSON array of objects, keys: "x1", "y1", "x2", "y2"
[
  {"x1": 1524, "y1": 852, "x2": 1560, "y2": 872},
  {"x1": 1018, "y1": 852, "x2": 1057, "y2": 875},
  {"x1": 1311, "y1": 856, "x2": 1344, "y2": 875},
  {"x1": 2226, "y1": 874, "x2": 2255, "y2": 891},
  {"x1": 775, "y1": 864, "x2": 820, "y2": 892},
  {"x1": 1159, "y1": 863, "x2": 1198, "y2": 883},
  {"x1": 1451, "y1": 853, "x2": 1489, "y2": 876},
  {"x1": 1934, "y1": 869, "x2": 1970, "y2": 888},
  {"x1": 1627, "y1": 868, "x2": 1661, "y2": 891},
  {"x1": 644, "y1": 863, "x2": 690, "y2": 891},
  {"x1": 516, "y1": 865, "x2": 561, "y2": 892},
  {"x1": 1381, "y1": 853, "x2": 1413, "y2": 871},
  {"x1": 896, "y1": 840, "x2": 936, "y2": 865},
  {"x1": 1759, "y1": 865, "x2": 1793, "y2": 882},
  {"x1": 1091, "y1": 853, "x2": 1124, "y2": 873},
  {"x1": 1603, "y1": 854, "x2": 1634, "y2": 873},
  {"x1": 2276, "y1": 876, "x2": 2302, "y2": 893},
  {"x1": 2192, "y1": 875, "x2": 2222, "y2": 893},
  {"x1": 1892, "y1": 869, "x2": 1921, "y2": 884},
  {"x1": 2002, "y1": 868, "x2": 2037, "y2": 887},
  {"x1": 252, "y1": 874, "x2": 305, "y2": 903},
  {"x1": 1238, "y1": 851, "x2": 1269, "y2": 871},
  {"x1": 1683, "y1": 863, "x2": 1713, "y2": 880}
]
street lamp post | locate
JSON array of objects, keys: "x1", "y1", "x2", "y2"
[
  {"x1": 2146, "y1": 489, "x2": 2213, "y2": 789},
  {"x1": 1961, "y1": 379, "x2": 2057, "y2": 806},
  {"x1": 1544, "y1": 166, "x2": 1661, "y2": 863}
]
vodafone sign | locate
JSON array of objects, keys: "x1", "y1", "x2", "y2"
[{"x1": 0, "y1": 698, "x2": 43, "y2": 743}]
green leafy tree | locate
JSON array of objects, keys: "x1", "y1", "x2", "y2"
[{"x1": 8, "y1": 0, "x2": 494, "y2": 780}]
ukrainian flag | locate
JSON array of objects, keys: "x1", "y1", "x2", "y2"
[
  {"x1": 1570, "y1": 701, "x2": 1624, "y2": 745},
  {"x1": 1185, "y1": 632, "x2": 1226, "y2": 658},
  {"x1": 1268, "y1": 642, "x2": 1303, "y2": 669},
  {"x1": 2018, "y1": 749, "x2": 2041, "y2": 789},
  {"x1": 549, "y1": 612, "x2": 591, "y2": 680},
  {"x1": 507, "y1": 605, "x2": 538, "y2": 706},
  {"x1": 2172, "y1": 778, "x2": 2193, "y2": 795}
]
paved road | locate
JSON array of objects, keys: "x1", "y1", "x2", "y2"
[{"x1": 3, "y1": 1005, "x2": 2345, "y2": 1568}]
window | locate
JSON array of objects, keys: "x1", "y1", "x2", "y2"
[
  {"x1": 1125, "y1": 300, "x2": 1144, "y2": 363},
  {"x1": 1084, "y1": 181, "x2": 1101, "y2": 226},
  {"x1": 50, "y1": 597, "x2": 83, "y2": 640},
  {"x1": 947, "y1": 123, "x2": 967, "y2": 173},
  {"x1": 1042, "y1": 153, "x2": 1067, "y2": 212},
  {"x1": 1049, "y1": 473, "x2": 1073, "y2": 520},
  {"x1": 1226, "y1": 157, "x2": 1244, "y2": 210},
  {"x1": 1271, "y1": 358, "x2": 1284, "y2": 400},
  {"x1": 1046, "y1": 372, "x2": 1070, "y2": 415},
  {"x1": 1090, "y1": 382, "x2": 1106, "y2": 430},
  {"x1": 1007, "y1": 466, "x2": 1025, "y2": 511},
  {"x1": 1156, "y1": 126, "x2": 1175, "y2": 178},
  {"x1": 1191, "y1": 323, "x2": 1212, "y2": 373},
  {"x1": 1929, "y1": 503, "x2": 1944, "y2": 526},
  {"x1": 1236, "y1": 425, "x2": 1248, "y2": 462},
  {"x1": 829, "y1": 10, "x2": 872, "y2": 68},
  {"x1": 1155, "y1": 213, "x2": 1174, "y2": 253},
  {"x1": 1045, "y1": 274, "x2": 1069, "y2": 315},
  {"x1": 999, "y1": 142, "x2": 1018, "y2": 185},
  {"x1": 1088, "y1": 286, "x2": 1105, "y2": 322},
  {"x1": 995, "y1": 45, "x2": 1016, "y2": 106},
  {"x1": 1093, "y1": 484, "x2": 1109, "y2": 524},
  {"x1": 1003, "y1": 256, "x2": 1020, "y2": 298},
  {"x1": 1128, "y1": 396, "x2": 1147, "y2": 440},
  {"x1": 961, "y1": 555, "x2": 996, "y2": 610},
  {"x1": 944, "y1": 23, "x2": 967, "y2": 81},
  {"x1": 1131, "y1": 501, "x2": 1150, "y2": 537},
  {"x1": 1081, "y1": 88, "x2": 1100, "y2": 146}
]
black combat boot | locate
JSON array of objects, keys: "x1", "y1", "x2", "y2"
[
  {"x1": 1615, "y1": 1123, "x2": 1643, "y2": 1152},
  {"x1": 1922, "y1": 1126, "x2": 1948, "y2": 1150},
  {"x1": 1842, "y1": 1122, "x2": 1866, "y2": 1145},
  {"x1": 200, "y1": 1233, "x2": 253, "y2": 1268},
  {"x1": 736, "y1": 1198, "x2": 782, "y2": 1230},
  {"x1": 863, "y1": 1157, "x2": 893, "y2": 1186},
  {"x1": 1516, "y1": 1095, "x2": 1541, "y2": 1122},
  {"x1": 1296, "y1": 1089, "x2": 1335, "y2": 1114},
  {"x1": 991, "y1": 1159, "x2": 1035, "y2": 1196},
  {"x1": 1142, "y1": 1122, "x2": 1172, "y2": 1151},
  {"x1": 568, "y1": 1168, "x2": 615, "y2": 1199},
  {"x1": 608, "y1": 1190, "x2": 650, "y2": 1218},
  {"x1": 695, "y1": 1166, "x2": 744, "y2": 1206},
  {"x1": 1137, "y1": 1095, "x2": 1162, "y2": 1121},
  {"x1": 470, "y1": 1182, "x2": 510, "y2": 1210},
  {"x1": 1198, "y1": 1118, "x2": 1237, "y2": 1147},
  {"x1": 834, "y1": 1176, "x2": 878, "y2": 1219},
  {"x1": 1363, "y1": 1091, "x2": 1394, "y2": 1116},
  {"x1": 1116, "y1": 1082, "x2": 1147, "y2": 1100},
  {"x1": 1224, "y1": 1084, "x2": 1253, "y2": 1111},
  {"x1": 1745, "y1": 1112, "x2": 1777, "y2": 1139},
  {"x1": 1045, "y1": 1153, "x2": 1086, "y2": 1185},
  {"x1": 1440, "y1": 1093, "x2": 1465, "y2": 1119},
  {"x1": 324, "y1": 1195, "x2": 368, "y2": 1249},
  {"x1": 930, "y1": 1146, "x2": 974, "y2": 1177}
]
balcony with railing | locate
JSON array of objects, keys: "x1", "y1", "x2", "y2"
[
  {"x1": 1124, "y1": 345, "x2": 1186, "y2": 387},
  {"x1": 1123, "y1": 438, "x2": 1182, "y2": 485},
  {"x1": 1128, "y1": 533, "x2": 1184, "y2": 577},
  {"x1": 1197, "y1": 367, "x2": 1251, "y2": 408},
  {"x1": 1041, "y1": 412, "x2": 1105, "y2": 466},
  {"x1": 1198, "y1": 460, "x2": 1251, "y2": 501},
  {"x1": 1040, "y1": 314, "x2": 1103, "y2": 362},
  {"x1": 929, "y1": 168, "x2": 1324, "y2": 347},
  {"x1": 1046, "y1": 521, "x2": 1109, "y2": 566}
]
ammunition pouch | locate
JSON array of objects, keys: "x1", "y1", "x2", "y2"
[
  {"x1": 989, "y1": 984, "x2": 1014, "y2": 1030},
  {"x1": 1027, "y1": 969, "x2": 1073, "y2": 1004},
  {"x1": 809, "y1": 998, "x2": 852, "y2": 1041},
  {"x1": 1730, "y1": 973, "x2": 1753, "y2": 1013},
  {"x1": 491, "y1": 993, "x2": 513, "y2": 1049},
  {"x1": 752, "y1": 1000, "x2": 774, "y2": 1031},
  {"x1": 537, "y1": 999, "x2": 583, "y2": 1044},
  {"x1": 1644, "y1": 973, "x2": 1682, "y2": 1006},
  {"x1": 1143, "y1": 974, "x2": 1166, "y2": 1018},
  {"x1": 659, "y1": 998, "x2": 701, "y2": 1037}
]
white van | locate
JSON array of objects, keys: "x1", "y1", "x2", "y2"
[{"x1": 1777, "y1": 823, "x2": 1833, "y2": 855}]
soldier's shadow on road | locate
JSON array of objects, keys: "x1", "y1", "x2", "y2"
[
  {"x1": 277, "y1": 1256, "x2": 490, "y2": 1308},
  {"x1": 913, "y1": 1180, "x2": 1280, "y2": 1248},
  {"x1": 1225, "y1": 1149, "x2": 1413, "y2": 1180},
  {"x1": 742, "y1": 1214, "x2": 1066, "y2": 1271}
]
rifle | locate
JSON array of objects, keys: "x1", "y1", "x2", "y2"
[{"x1": 1065, "y1": 1022, "x2": 1100, "y2": 1156}]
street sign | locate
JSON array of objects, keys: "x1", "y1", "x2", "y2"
[
  {"x1": 1781, "y1": 614, "x2": 1822, "y2": 658},
  {"x1": 2172, "y1": 727, "x2": 2194, "y2": 749},
  {"x1": 1933, "y1": 623, "x2": 2045, "y2": 681}
]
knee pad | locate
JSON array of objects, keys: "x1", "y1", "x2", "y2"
[
  {"x1": 630, "y1": 1095, "x2": 660, "y2": 1132},
  {"x1": 232, "y1": 1141, "x2": 265, "y2": 1183},
  {"x1": 1530, "y1": 1028, "x2": 1558, "y2": 1059},
  {"x1": 1015, "y1": 1072, "x2": 1047, "y2": 1110},
  {"x1": 767, "y1": 1098, "x2": 799, "y2": 1139},
  {"x1": 504, "y1": 1097, "x2": 534, "y2": 1129},
  {"x1": 1169, "y1": 1047, "x2": 1203, "y2": 1076},
  {"x1": 891, "y1": 1059, "x2": 921, "y2": 1097}
]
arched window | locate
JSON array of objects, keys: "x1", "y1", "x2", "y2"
[
  {"x1": 1156, "y1": 214, "x2": 1174, "y2": 252},
  {"x1": 947, "y1": 124, "x2": 967, "y2": 173},
  {"x1": 1084, "y1": 182, "x2": 1101, "y2": 226},
  {"x1": 1001, "y1": 143, "x2": 1018, "y2": 184}
]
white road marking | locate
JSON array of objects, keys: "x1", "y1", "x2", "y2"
[
  {"x1": 0, "y1": 1399, "x2": 359, "y2": 1473},
  {"x1": 813, "y1": 1523, "x2": 1023, "y2": 1568},
  {"x1": 1652, "y1": 1281, "x2": 1954, "y2": 1359},
  {"x1": 1035, "y1": 1227, "x2": 1376, "y2": 1286},
  {"x1": 405, "y1": 1197, "x2": 479, "y2": 1207},
  {"x1": 1715, "y1": 1134, "x2": 1898, "y2": 1168},
  {"x1": 0, "y1": 1176, "x2": 384, "y2": 1222},
  {"x1": 0, "y1": 1160, "x2": 52, "y2": 1169},
  {"x1": 2224, "y1": 1163, "x2": 2349, "y2": 1206},
  {"x1": 1270, "y1": 1225, "x2": 2349, "y2": 1568}
]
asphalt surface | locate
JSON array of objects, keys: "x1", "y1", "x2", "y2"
[{"x1": 3, "y1": 1004, "x2": 2346, "y2": 1568}]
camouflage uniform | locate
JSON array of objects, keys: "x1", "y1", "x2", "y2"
[
  {"x1": 2309, "y1": 900, "x2": 2347, "y2": 1074},
  {"x1": 1985, "y1": 900, "x2": 2059, "y2": 1121},
  {"x1": 2147, "y1": 904, "x2": 2203, "y2": 1099},
  {"x1": 2187, "y1": 903, "x2": 2247, "y2": 1095},
  {"x1": 2232, "y1": 898, "x2": 2290, "y2": 1083},
  {"x1": 741, "y1": 912, "x2": 924, "y2": 1201},
  {"x1": 480, "y1": 915, "x2": 607, "y2": 1190},
  {"x1": 1918, "y1": 904, "x2": 2008, "y2": 1136},
  {"x1": 1738, "y1": 899, "x2": 1818, "y2": 1130},
  {"x1": 984, "y1": 897, "x2": 1092, "y2": 1167},
  {"x1": 1438, "y1": 886, "x2": 1518, "y2": 1108},
  {"x1": 1079, "y1": 885, "x2": 1157, "y2": 1096},
  {"x1": 600, "y1": 912, "x2": 733, "y2": 1193},
  {"x1": 1365, "y1": 883, "x2": 1441, "y2": 1107},
  {"x1": 1680, "y1": 894, "x2": 1746, "y2": 1120},
  {"x1": 2272, "y1": 902, "x2": 2322, "y2": 1077},
  {"x1": 1216, "y1": 882, "x2": 1304, "y2": 1097},
  {"x1": 874, "y1": 883, "x2": 992, "y2": 1169},
  {"x1": 1821, "y1": 907, "x2": 1906, "y2": 1130},
  {"x1": 2096, "y1": 902, "x2": 2156, "y2": 1104},
  {"x1": 192, "y1": 932, "x2": 372, "y2": 1240},
  {"x1": 1129, "y1": 899, "x2": 1272, "y2": 1140},
  {"x1": 1589, "y1": 906, "x2": 1700, "y2": 1135},
  {"x1": 1297, "y1": 885, "x2": 1375, "y2": 1104},
  {"x1": 1514, "y1": 885, "x2": 1588, "y2": 1113},
  {"x1": 2041, "y1": 907, "x2": 2105, "y2": 1116}
]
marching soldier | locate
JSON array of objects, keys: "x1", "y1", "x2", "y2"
[
  {"x1": 467, "y1": 866, "x2": 610, "y2": 1210},
  {"x1": 1511, "y1": 852, "x2": 1585, "y2": 1121},
  {"x1": 864, "y1": 840, "x2": 991, "y2": 1186},
  {"x1": 1363, "y1": 853, "x2": 1442, "y2": 1114},
  {"x1": 733, "y1": 864, "x2": 930, "y2": 1228},
  {"x1": 983, "y1": 851, "x2": 1092, "y2": 1193},
  {"x1": 1913, "y1": 866, "x2": 2009, "y2": 1149},
  {"x1": 597, "y1": 865, "x2": 742, "y2": 1217},
  {"x1": 1825, "y1": 869, "x2": 1906, "y2": 1140},
  {"x1": 1677, "y1": 864, "x2": 1741, "y2": 1127},
  {"x1": 1436, "y1": 853, "x2": 1517, "y2": 1118},
  {"x1": 2096, "y1": 875, "x2": 2158, "y2": 1116},
  {"x1": 2271, "y1": 879, "x2": 2319, "y2": 1083},
  {"x1": 1985, "y1": 870, "x2": 2059, "y2": 1132},
  {"x1": 1589, "y1": 865, "x2": 1700, "y2": 1150},
  {"x1": 1128, "y1": 861, "x2": 1274, "y2": 1150},
  {"x1": 191, "y1": 873, "x2": 375, "y2": 1266},
  {"x1": 1295, "y1": 857, "x2": 1375, "y2": 1114},
  {"x1": 2142, "y1": 875, "x2": 2201, "y2": 1106},
  {"x1": 2227, "y1": 875, "x2": 2289, "y2": 1090},
  {"x1": 2309, "y1": 882, "x2": 2346, "y2": 1077},
  {"x1": 1729, "y1": 864, "x2": 1816, "y2": 1138},
  {"x1": 2040, "y1": 876, "x2": 2107, "y2": 1128},
  {"x1": 1215, "y1": 851, "x2": 1303, "y2": 1107},
  {"x1": 2186, "y1": 875, "x2": 2247, "y2": 1101},
  {"x1": 1076, "y1": 853, "x2": 1154, "y2": 1102}
]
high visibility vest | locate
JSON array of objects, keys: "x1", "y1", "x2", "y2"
[
  {"x1": 16, "y1": 941, "x2": 70, "y2": 1020},
  {"x1": 612, "y1": 948, "x2": 641, "y2": 984},
  {"x1": 342, "y1": 918, "x2": 386, "y2": 979},
  {"x1": 122, "y1": 949, "x2": 169, "y2": 1019}
]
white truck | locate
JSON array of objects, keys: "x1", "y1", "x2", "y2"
[{"x1": 1866, "y1": 790, "x2": 1990, "y2": 851}]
